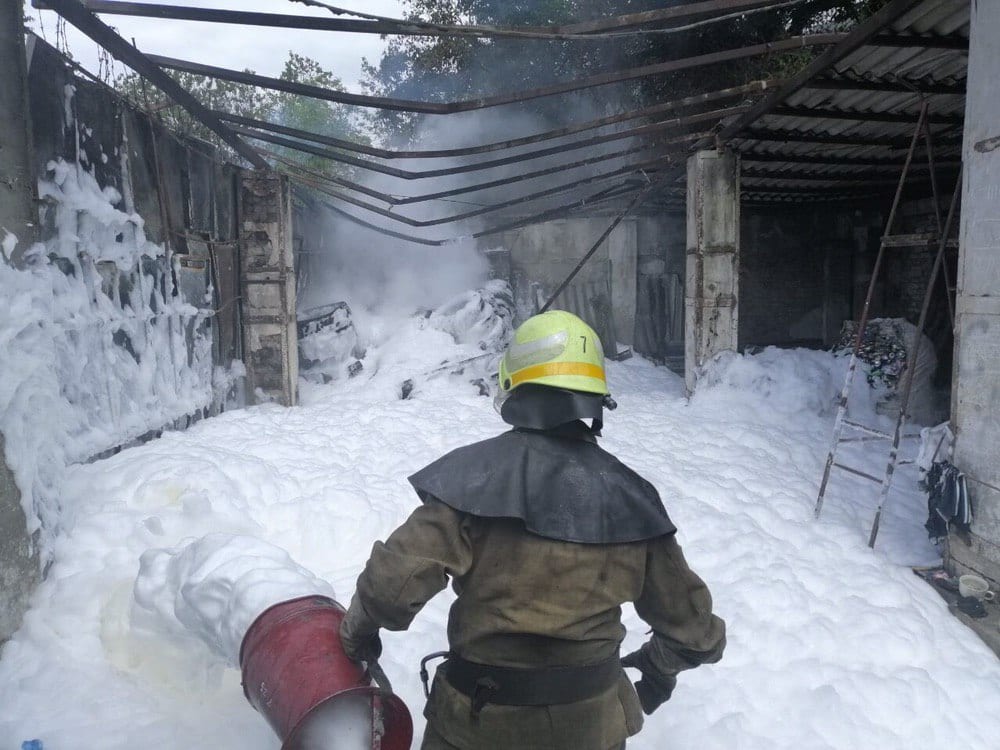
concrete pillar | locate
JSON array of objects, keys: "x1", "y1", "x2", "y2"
[
  {"x1": 0, "y1": 0, "x2": 41, "y2": 642},
  {"x1": 948, "y1": 0, "x2": 1000, "y2": 584},
  {"x1": 239, "y1": 172, "x2": 299, "y2": 406},
  {"x1": 685, "y1": 149, "x2": 740, "y2": 393}
]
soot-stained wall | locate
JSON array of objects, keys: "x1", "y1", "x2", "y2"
[
  {"x1": 1, "y1": 37, "x2": 250, "y2": 642},
  {"x1": 739, "y1": 204, "x2": 860, "y2": 349},
  {"x1": 25, "y1": 36, "x2": 244, "y2": 415}
]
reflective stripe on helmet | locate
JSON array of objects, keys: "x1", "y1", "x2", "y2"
[
  {"x1": 505, "y1": 330, "x2": 569, "y2": 372},
  {"x1": 509, "y1": 361, "x2": 606, "y2": 388}
]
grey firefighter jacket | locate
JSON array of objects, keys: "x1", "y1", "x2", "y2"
[{"x1": 341, "y1": 424, "x2": 726, "y2": 750}]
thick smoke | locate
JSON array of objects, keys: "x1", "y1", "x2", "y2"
[{"x1": 297, "y1": 98, "x2": 642, "y2": 319}]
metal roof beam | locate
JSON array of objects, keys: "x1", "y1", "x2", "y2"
[
  {"x1": 741, "y1": 152, "x2": 961, "y2": 168},
  {"x1": 742, "y1": 185, "x2": 886, "y2": 196},
  {"x1": 284, "y1": 159, "x2": 676, "y2": 228},
  {"x1": 214, "y1": 81, "x2": 776, "y2": 161},
  {"x1": 742, "y1": 166, "x2": 958, "y2": 182},
  {"x1": 555, "y1": 0, "x2": 779, "y2": 33},
  {"x1": 232, "y1": 107, "x2": 734, "y2": 180},
  {"x1": 33, "y1": 0, "x2": 804, "y2": 41},
  {"x1": 770, "y1": 106, "x2": 963, "y2": 126},
  {"x1": 867, "y1": 34, "x2": 969, "y2": 51},
  {"x1": 805, "y1": 77, "x2": 966, "y2": 95},
  {"x1": 715, "y1": 0, "x2": 928, "y2": 145},
  {"x1": 147, "y1": 35, "x2": 841, "y2": 115},
  {"x1": 310, "y1": 180, "x2": 652, "y2": 247},
  {"x1": 739, "y1": 127, "x2": 961, "y2": 148},
  {"x1": 37, "y1": 0, "x2": 268, "y2": 169}
]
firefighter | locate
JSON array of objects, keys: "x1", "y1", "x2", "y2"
[{"x1": 341, "y1": 310, "x2": 726, "y2": 750}]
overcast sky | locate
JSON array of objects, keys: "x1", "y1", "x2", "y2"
[{"x1": 24, "y1": 0, "x2": 406, "y2": 93}]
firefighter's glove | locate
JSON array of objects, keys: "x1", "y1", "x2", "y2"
[
  {"x1": 339, "y1": 620, "x2": 382, "y2": 665},
  {"x1": 621, "y1": 648, "x2": 677, "y2": 715}
]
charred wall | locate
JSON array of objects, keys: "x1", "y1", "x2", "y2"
[
  {"x1": 26, "y1": 35, "x2": 244, "y2": 410},
  {"x1": 739, "y1": 204, "x2": 858, "y2": 350},
  {"x1": 1, "y1": 36, "x2": 250, "y2": 641}
]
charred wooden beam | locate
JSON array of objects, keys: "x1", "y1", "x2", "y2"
[
  {"x1": 769, "y1": 106, "x2": 963, "y2": 126},
  {"x1": 215, "y1": 81, "x2": 775, "y2": 161},
  {"x1": 715, "y1": 0, "x2": 929, "y2": 145},
  {"x1": 37, "y1": 0, "x2": 268, "y2": 168},
  {"x1": 147, "y1": 35, "x2": 841, "y2": 115}
]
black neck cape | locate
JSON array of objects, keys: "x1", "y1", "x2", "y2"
[{"x1": 407, "y1": 423, "x2": 676, "y2": 544}]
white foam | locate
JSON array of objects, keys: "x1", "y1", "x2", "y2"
[
  {"x1": 133, "y1": 533, "x2": 336, "y2": 666},
  {"x1": 3, "y1": 328, "x2": 1000, "y2": 750}
]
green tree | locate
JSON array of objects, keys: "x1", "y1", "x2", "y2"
[
  {"x1": 114, "y1": 51, "x2": 369, "y2": 176},
  {"x1": 362, "y1": 0, "x2": 892, "y2": 145}
]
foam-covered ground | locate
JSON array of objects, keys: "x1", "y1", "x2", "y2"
[{"x1": 2, "y1": 331, "x2": 999, "y2": 750}]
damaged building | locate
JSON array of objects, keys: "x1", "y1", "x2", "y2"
[{"x1": 1, "y1": 0, "x2": 999, "y2": 663}]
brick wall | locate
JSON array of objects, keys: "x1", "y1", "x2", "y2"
[{"x1": 739, "y1": 205, "x2": 857, "y2": 348}]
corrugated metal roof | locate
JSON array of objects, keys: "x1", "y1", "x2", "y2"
[{"x1": 720, "y1": 0, "x2": 970, "y2": 203}]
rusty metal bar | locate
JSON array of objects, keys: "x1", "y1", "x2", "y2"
[
  {"x1": 715, "y1": 0, "x2": 927, "y2": 145},
  {"x1": 233, "y1": 108, "x2": 729, "y2": 179},
  {"x1": 804, "y1": 77, "x2": 966, "y2": 96},
  {"x1": 471, "y1": 185, "x2": 648, "y2": 239},
  {"x1": 280, "y1": 154, "x2": 673, "y2": 227},
  {"x1": 814, "y1": 102, "x2": 928, "y2": 519},
  {"x1": 294, "y1": 170, "x2": 648, "y2": 228},
  {"x1": 269, "y1": 133, "x2": 694, "y2": 208},
  {"x1": 743, "y1": 165, "x2": 959, "y2": 182},
  {"x1": 741, "y1": 185, "x2": 889, "y2": 197},
  {"x1": 214, "y1": 81, "x2": 775, "y2": 161},
  {"x1": 741, "y1": 152, "x2": 961, "y2": 168},
  {"x1": 35, "y1": 0, "x2": 802, "y2": 40},
  {"x1": 539, "y1": 181, "x2": 658, "y2": 313},
  {"x1": 556, "y1": 0, "x2": 778, "y2": 33},
  {"x1": 739, "y1": 127, "x2": 961, "y2": 148},
  {"x1": 919, "y1": 112, "x2": 956, "y2": 329},
  {"x1": 38, "y1": 0, "x2": 268, "y2": 169},
  {"x1": 389, "y1": 133, "x2": 703, "y2": 204},
  {"x1": 770, "y1": 106, "x2": 963, "y2": 126},
  {"x1": 148, "y1": 35, "x2": 841, "y2": 115},
  {"x1": 868, "y1": 34, "x2": 969, "y2": 51},
  {"x1": 869, "y1": 162, "x2": 963, "y2": 548},
  {"x1": 309, "y1": 179, "x2": 648, "y2": 247}
]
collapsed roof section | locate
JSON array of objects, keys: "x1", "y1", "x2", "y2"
[{"x1": 34, "y1": 0, "x2": 970, "y2": 243}]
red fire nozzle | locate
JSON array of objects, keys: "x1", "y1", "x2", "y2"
[{"x1": 240, "y1": 595, "x2": 413, "y2": 749}]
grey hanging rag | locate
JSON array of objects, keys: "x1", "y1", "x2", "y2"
[{"x1": 923, "y1": 461, "x2": 972, "y2": 541}]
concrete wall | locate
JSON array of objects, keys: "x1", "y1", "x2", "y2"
[
  {"x1": 484, "y1": 216, "x2": 639, "y2": 349},
  {"x1": 240, "y1": 173, "x2": 298, "y2": 406},
  {"x1": 634, "y1": 212, "x2": 685, "y2": 365},
  {"x1": 0, "y1": 35, "x2": 251, "y2": 640},
  {"x1": 739, "y1": 205, "x2": 857, "y2": 349},
  {"x1": 948, "y1": 0, "x2": 1000, "y2": 584},
  {"x1": 883, "y1": 197, "x2": 958, "y2": 383},
  {"x1": 685, "y1": 150, "x2": 739, "y2": 392}
]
